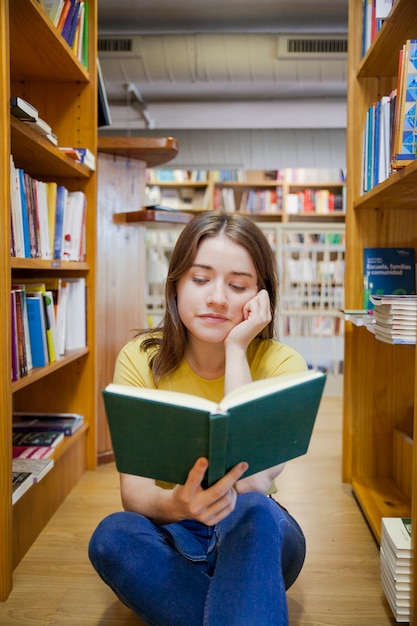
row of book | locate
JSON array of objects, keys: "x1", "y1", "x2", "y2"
[
  {"x1": 11, "y1": 278, "x2": 86, "y2": 381},
  {"x1": 286, "y1": 189, "x2": 345, "y2": 215},
  {"x1": 380, "y1": 517, "x2": 412, "y2": 623},
  {"x1": 362, "y1": 0, "x2": 395, "y2": 57},
  {"x1": 361, "y1": 39, "x2": 417, "y2": 193},
  {"x1": 283, "y1": 232, "x2": 345, "y2": 245},
  {"x1": 43, "y1": 0, "x2": 89, "y2": 69},
  {"x1": 10, "y1": 157, "x2": 86, "y2": 261},
  {"x1": 12, "y1": 412, "x2": 84, "y2": 504},
  {"x1": 214, "y1": 188, "x2": 284, "y2": 214}
]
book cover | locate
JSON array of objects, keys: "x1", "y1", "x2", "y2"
[
  {"x1": 10, "y1": 96, "x2": 38, "y2": 122},
  {"x1": 12, "y1": 430, "x2": 64, "y2": 448},
  {"x1": 54, "y1": 185, "x2": 68, "y2": 260},
  {"x1": 12, "y1": 457, "x2": 54, "y2": 483},
  {"x1": 13, "y1": 412, "x2": 84, "y2": 436},
  {"x1": 103, "y1": 370, "x2": 326, "y2": 487},
  {"x1": 25, "y1": 294, "x2": 49, "y2": 367},
  {"x1": 12, "y1": 471, "x2": 34, "y2": 505},
  {"x1": 392, "y1": 40, "x2": 417, "y2": 168},
  {"x1": 363, "y1": 247, "x2": 416, "y2": 310},
  {"x1": 12, "y1": 445, "x2": 55, "y2": 459}
]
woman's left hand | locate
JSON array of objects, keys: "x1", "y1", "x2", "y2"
[{"x1": 225, "y1": 289, "x2": 271, "y2": 348}]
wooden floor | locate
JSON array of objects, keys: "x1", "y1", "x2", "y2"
[{"x1": 0, "y1": 395, "x2": 398, "y2": 625}]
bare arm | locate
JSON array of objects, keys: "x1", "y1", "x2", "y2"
[
  {"x1": 224, "y1": 289, "x2": 285, "y2": 493},
  {"x1": 120, "y1": 458, "x2": 249, "y2": 525}
]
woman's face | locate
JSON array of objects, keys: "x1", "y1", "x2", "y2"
[{"x1": 177, "y1": 234, "x2": 259, "y2": 345}]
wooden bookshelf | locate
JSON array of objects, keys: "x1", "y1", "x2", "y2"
[
  {"x1": 0, "y1": 0, "x2": 97, "y2": 600},
  {"x1": 145, "y1": 168, "x2": 346, "y2": 221},
  {"x1": 343, "y1": 0, "x2": 417, "y2": 623}
]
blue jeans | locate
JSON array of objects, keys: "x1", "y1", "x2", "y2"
[{"x1": 88, "y1": 492, "x2": 306, "y2": 626}]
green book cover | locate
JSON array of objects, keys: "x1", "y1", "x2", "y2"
[{"x1": 103, "y1": 370, "x2": 326, "y2": 487}]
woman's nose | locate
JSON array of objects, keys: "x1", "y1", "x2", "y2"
[{"x1": 207, "y1": 282, "x2": 227, "y2": 306}]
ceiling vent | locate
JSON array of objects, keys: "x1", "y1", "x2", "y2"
[
  {"x1": 278, "y1": 35, "x2": 348, "y2": 60},
  {"x1": 98, "y1": 37, "x2": 141, "y2": 59}
]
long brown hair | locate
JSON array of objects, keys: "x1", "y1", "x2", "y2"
[{"x1": 142, "y1": 211, "x2": 279, "y2": 385}]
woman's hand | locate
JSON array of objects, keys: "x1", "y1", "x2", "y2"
[
  {"x1": 225, "y1": 289, "x2": 271, "y2": 349},
  {"x1": 172, "y1": 457, "x2": 249, "y2": 526}
]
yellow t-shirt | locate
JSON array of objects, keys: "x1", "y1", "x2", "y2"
[{"x1": 113, "y1": 335, "x2": 307, "y2": 491}]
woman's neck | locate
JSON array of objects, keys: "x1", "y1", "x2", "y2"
[{"x1": 185, "y1": 341, "x2": 225, "y2": 380}]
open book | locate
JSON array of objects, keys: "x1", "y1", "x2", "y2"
[{"x1": 103, "y1": 369, "x2": 326, "y2": 487}]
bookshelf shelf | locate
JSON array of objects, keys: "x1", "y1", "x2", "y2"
[
  {"x1": 11, "y1": 348, "x2": 89, "y2": 393},
  {"x1": 1, "y1": 0, "x2": 98, "y2": 600},
  {"x1": 344, "y1": 1, "x2": 417, "y2": 622},
  {"x1": 11, "y1": 118, "x2": 91, "y2": 180}
]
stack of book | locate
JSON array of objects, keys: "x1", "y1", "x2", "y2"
[
  {"x1": 370, "y1": 295, "x2": 417, "y2": 345},
  {"x1": 12, "y1": 412, "x2": 84, "y2": 459},
  {"x1": 380, "y1": 517, "x2": 412, "y2": 623},
  {"x1": 10, "y1": 96, "x2": 57, "y2": 145}
]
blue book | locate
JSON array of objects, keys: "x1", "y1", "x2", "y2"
[
  {"x1": 363, "y1": 247, "x2": 416, "y2": 310},
  {"x1": 26, "y1": 296, "x2": 48, "y2": 368},
  {"x1": 54, "y1": 185, "x2": 68, "y2": 260},
  {"x1": 18, "y1": 169, "x2": 31, "y2": 258}
]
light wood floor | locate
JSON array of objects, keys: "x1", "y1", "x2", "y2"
[{"x1": 0, "y1": 396, "x2": 398, "y2": 625}]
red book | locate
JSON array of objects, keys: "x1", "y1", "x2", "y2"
[{"x1": 13, "y1": 446, "x2": 55, "y2": 459}]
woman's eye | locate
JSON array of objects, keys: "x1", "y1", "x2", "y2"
[
  {"x1": 230, "y1": 284, "x2": 246, "y2": 292},
  {"x1": 192, "y1": 276, "x2": 208, "y2": 284}
]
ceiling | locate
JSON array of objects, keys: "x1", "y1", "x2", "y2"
[{"x1": 97, "y1": 0, "x2": 349, "y2": 134}]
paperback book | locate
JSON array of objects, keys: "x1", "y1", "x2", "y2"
[
  {"x1": 12, "y1": 457, "x2": 54, "y2": 483},
  {"x1": 12, "y1": 445, "x2": 55, "y2": 459},
  {"x1": 103, "y1": 370, "x2": 326, "y2": 487},
  {"x1": 12, "y1": 430, "x2": 64, "y2": 448},
  {"x1": 13, "y1": 412, "x2": 84, "y2": 436},
  {"x1": 363, "y1": 247, "x2": 416, "y2": 310},
  {"x1": 12, "y1": 471, "x2": 33, "y2": 504}
]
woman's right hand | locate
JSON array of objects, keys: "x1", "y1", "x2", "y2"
[{"x1": 172, "y1": 457, "x2": 249, "y2": 526}]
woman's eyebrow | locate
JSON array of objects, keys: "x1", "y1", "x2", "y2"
[{"x1": 191, "y1": 263, "x2": 255, "y2": 279}]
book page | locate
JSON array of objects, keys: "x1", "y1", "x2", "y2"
[{"x1": 220, "y1": 370, "x2": 324, "y2": 410}]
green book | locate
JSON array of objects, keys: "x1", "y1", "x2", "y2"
[{"x1": 103, "y1": 369, "x2": 326, "y2": 487}]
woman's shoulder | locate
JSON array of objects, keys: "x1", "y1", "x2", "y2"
[
  {"x1": 248, "y1": 338, "x2": 308, "y2": 378},
  {"x1": 114, "y1": 331, "x2": 162, "y2": 387}
]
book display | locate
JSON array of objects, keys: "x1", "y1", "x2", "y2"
[
  {"x1": 343, "y1": 1, "x2": 417, "y2": 623},
  {"x1": 0, "y1": 0, "x2": 97, "y2": 600}
]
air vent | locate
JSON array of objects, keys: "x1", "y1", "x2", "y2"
[
  {"x1": 98, "y1": 37, "x2": 141, "y2": 59},
  {"x1": 278, "y1": 35, "x2": 348, "y2": 60}
]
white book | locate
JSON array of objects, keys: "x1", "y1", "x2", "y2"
[
  {"x1": 65, "y1": 278, "x2": 86, "y2": 351},
  {"x1": 62, "y1": 191, "x2": 86, "y2": 261},
  {"x1": 12, "y1": 457, "x2": 54, "y2": 483},
  {"x1": 12, "y1": 471, "x2": 34, "y2": 505}
]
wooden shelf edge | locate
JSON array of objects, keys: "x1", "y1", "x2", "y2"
[
  {"x1": 351, "y1": 476, "x2": 411, "y2": 544},
  {"x1": 113, "y1": 209, "x2": 193, "y2": 225},
  {"x1": 353, "y1": 158, "x2": 417, "y2": 211},
  {"x1": 11, "y1": 348, "x2": 89, "y2": 392},
  {"x1": 98, "y1": 136, "x2": 179, "y2": 167},
  {"x1": 11, "y1": 257, "x2": 90, "y2": 271}
]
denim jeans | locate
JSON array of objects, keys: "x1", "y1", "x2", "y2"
[{"x1": 88, "y1": 492, "x2": 306, "y2": 626}]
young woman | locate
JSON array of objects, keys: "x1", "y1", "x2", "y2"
[{"x1": 89, "y1": 212, "x2": 307, "y2": 626}]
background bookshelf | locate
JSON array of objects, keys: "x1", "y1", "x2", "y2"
[
  {"x1": 145, "y1": 168, "x2": 346, "y2": 221},
  {"x1": 343, "y1": 0, "x2": 417, "y2": 623},
  {"x1": 0, "y1": 0, "x2": 97, "y2": 600}
]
